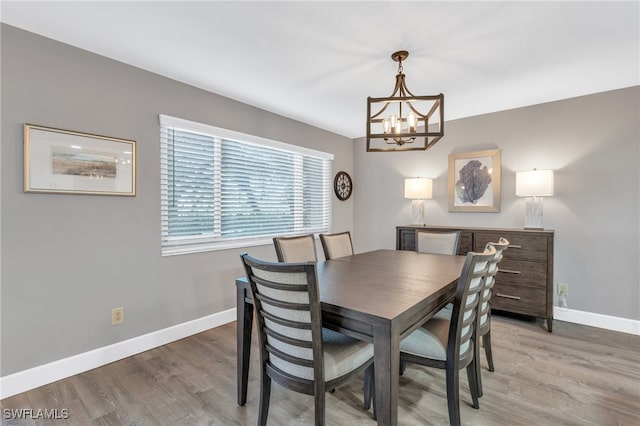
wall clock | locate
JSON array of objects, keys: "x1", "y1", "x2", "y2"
[{"x1": 334, "y1": 171, "x2": 353, "y2": 201}]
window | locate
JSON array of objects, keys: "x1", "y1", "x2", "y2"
[{"x1": 160, "y1": 115, "x2": 333, "y2": 255}]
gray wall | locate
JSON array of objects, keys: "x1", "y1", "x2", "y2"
[
  {"x1": 0, "y1": 25, "x2": 354, "y2": 375},
  {"x1": 353, "y1": 86, "x2": 640, "y2": 321},
  {"x1": 2, "y1": 23, "x2": 638, "y2": 378}
]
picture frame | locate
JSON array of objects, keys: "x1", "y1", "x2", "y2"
[
  {"x1": 448, "y1": 148, "x2": 501, "y2": 212},
  {"x1": 24, "y1": 124, "x2": 136, "y2": 196}
]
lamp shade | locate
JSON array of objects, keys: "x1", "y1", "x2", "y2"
[
  {"x1": 404, "y1": 178, "x2": 433, "y2": 199},
  {"x1": 516, "y1": 170, "x2": 554, "y2": 197}
]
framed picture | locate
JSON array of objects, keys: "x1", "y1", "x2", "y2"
[
  {"x1": 24, "y1": 124, "x2": 136, "y2": 196},
  {"x1": 448, "y1": 149, "x2": 501, "y2": 212}
]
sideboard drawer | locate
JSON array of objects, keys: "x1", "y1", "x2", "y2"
[
  {"x1": 497, "y1": 259, "x2": 547, "y2": 288},
  {"x1": 397, "y1": 228, "x2": 416, "y2": 251},
  {"x1": 475, "y1": 232, "x2": 548, "y2": 261},
  {"x1": 492, "y1": 283, "x2": 547, "y2": 317},
  {"x1": 458, "y1": 231, "x2": 473, "y2": 254}
]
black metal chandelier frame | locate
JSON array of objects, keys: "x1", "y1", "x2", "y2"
[{"x1": 366, "y1": 50, "x2": 444, "y2": 152}]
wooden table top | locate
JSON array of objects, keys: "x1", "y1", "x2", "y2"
[{"x1": 316, "y1": 249, "x2": 466, "y2": 322}]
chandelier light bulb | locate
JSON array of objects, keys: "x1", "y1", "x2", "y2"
[
  {"x1": 382, "y1": 118, "x2": 391, "y2": 134},
  {"x1": 394, "y1": 120, "x2": 402, "y2": 134},
  {"x1": 408, "y1": 113, "x2": 417, "y2": 132}
]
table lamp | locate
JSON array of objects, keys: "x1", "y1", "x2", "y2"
[
  {"x1": 515, "y1": 169, "x2": 554, "y2": 229},
  {"x1": 404, "y1": 178, "x2": 432, "y2": 225}
]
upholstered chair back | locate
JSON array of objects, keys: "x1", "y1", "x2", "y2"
[
  {"x1": 416, "y1": 231, "x2": 461, "y2": 255},
  {"x1": 273, "y1": 234, "x2": 318, "y2": 263},
  {"x1": 319, "y1": 231, "x2": 354, "y2": 260}
]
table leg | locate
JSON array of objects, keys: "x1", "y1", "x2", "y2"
[
  {"x1": 373, "y1": 324, "x2": 400, "y2": 426},
  {"x1": 237, "y1": 283, "x2": 254, "y2": 406}
]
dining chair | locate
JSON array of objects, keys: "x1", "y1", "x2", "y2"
[
  {"x1": 319, "y1": 231, "x2": 354, "y2": 260},
  {"x1": 240, "y1": 253, "x2": 374, "y2": 425},
  {"x1": 273, "y1": 234, "x2": 318, "y2": 262},
  {"x1": 396, "y1": 245, "x2": 495, "y2": 426},
  {"x1": 475, "y1": 237, "x2": 509, "y2": 396},
  {"x1": 428, "y1": 238, "x2": 510, "y2": 397},
  {"x1": 416, "y1": 230, "x2": 461, "y2": 255}
]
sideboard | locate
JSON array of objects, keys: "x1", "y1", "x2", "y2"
[{"x1": 396, "y1": 225, "x2": 555, "y2": 332}]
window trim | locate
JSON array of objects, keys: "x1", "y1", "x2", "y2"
[{"x1": 160, "y1": 115, "x2": 333, "y2": 161}]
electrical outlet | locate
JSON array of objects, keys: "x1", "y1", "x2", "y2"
[
  {"x1": 557, "y1": 283, "x2": 569, "y2": 297},
  {"x1": 112, "y1": 307, "x2": 124, "y2": 325}
]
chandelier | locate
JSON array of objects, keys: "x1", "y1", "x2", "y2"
[{"x1": 366, "y1": 50, "x2": 444, "y2": 152}]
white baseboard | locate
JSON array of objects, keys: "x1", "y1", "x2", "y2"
[
  {"x1": 554, "y1": 307, "x2": 640, "y2": 335},
  {"x1": 0, "y1": 308, "x2": 237, "y2": 400},
  {"x1": 2, "y1": 306, "x2": 637, "y2": 400}
]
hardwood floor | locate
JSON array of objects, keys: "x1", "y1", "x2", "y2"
[{"x1": 2, "y1": 315, "x2": 639, "y2": 425}]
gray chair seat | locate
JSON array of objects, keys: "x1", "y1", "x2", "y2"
[
  {"x1": 322, "y1": 329, "x2": 374, "y2": 381},
  {"x1": 267, "y1": 328, "x2": 373, "y2": 382},
  {"x1": 401, "y1": 317, "x2": 473, "y2": 362},
  {"x1": 400, "y1": 318, "x2": 449, "y2": 360},
  {"x1": 433, "y1": 303, "x2": 453, "y2": 320}
]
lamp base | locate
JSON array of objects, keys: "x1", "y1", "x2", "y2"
[
  {"x1": 524, "y1": 196, "x2": 544, "y2": 229},
  {"x1": 411, "y1": 199, "x2": 426, "y2": 226}
]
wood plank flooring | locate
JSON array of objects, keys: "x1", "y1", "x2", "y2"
[{"x1": 2, "y1": 315, "x2": 639, "y2": 425}]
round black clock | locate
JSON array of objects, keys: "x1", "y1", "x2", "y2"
[{"x1": 334, "y1": 171, "x2": 353, "y2": 201}]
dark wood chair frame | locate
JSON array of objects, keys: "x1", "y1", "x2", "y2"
[
  {"x1": 241, "y1": 253, "x2": 374, "y2": 426},
  {"x1": 319, "y1": 231, "x2": 354, "y2": 260},
  {"x1": 399, "y1": 246, "x2": 495, "y2": 426},
  {"x1": 476, "y1": 238, "x2": 509, "y2": 397}
]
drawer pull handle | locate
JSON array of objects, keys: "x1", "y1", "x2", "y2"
[
  {"x1": 508, "y1": 245, "x2": 522, "y2": 249},
  {"x1": 499, "y1": 269, "x2": 521, "y2": 275},
  {"x1": 496, "y1": 293, "x2": 521, "y2": 300}
]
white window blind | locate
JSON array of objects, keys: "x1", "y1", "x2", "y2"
[{"x1": 160, "y1": 115, "x2": 333, "y2": 256}]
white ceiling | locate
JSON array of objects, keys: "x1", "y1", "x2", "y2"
[{"x1": 1, "y1": 1, "x2": 638, "y2": 139}]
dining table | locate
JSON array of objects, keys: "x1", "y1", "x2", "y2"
[{"x1": 235, "y1": 248, "x2": 466, "y2": 426}]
